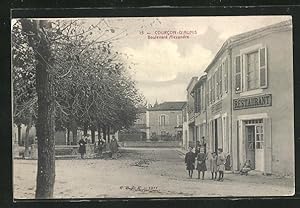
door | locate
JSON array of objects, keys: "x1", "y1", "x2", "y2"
[
  {"x1": 245, "y1": 126, "x2": 255, "y2": 169},
  {"x1": 255, "y1": 124, "x2": 264, "y2": 171},
  {"x1": 214, "y1": 119, "x2": 218, "y2": 152}
]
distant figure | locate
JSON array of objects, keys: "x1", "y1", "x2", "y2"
[
  {"x1": 109, "y1": 136, "x2": 119, "y2": 159},
  {"x1": 98, "y1": 138, "x2": 105, "y2": 156},
  {"x1": 78, "y1": 137, "x2": 87, "y2": 159},
  {"x1": 209, "y1": 152, "x2": 218, "y2": 180},
  {"x1": 240, "y1": 160, "x2": 252, "y2": 176},
  {"x1": 185, "y1": 147, "x2": 195, "y2": 178},
  {"x1": 195, "y1": 144, "x2": 201, "y2": 156},
  {"x1": 217, "y1": 148, "x2": 226, "y2": 181},
  {"x1": 196, "y1": 148, "x2": 207, "y2": 180}
]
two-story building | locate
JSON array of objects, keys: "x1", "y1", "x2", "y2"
[
  {"x1": 182, "y1": 77, "x2": 198, "y2": 149},
  {"x1": 147, "y1": 101, "x2": 186, "y2": 141},
  {"x1": 188, "y1": 20, "x2": 293, "y2": 176}
]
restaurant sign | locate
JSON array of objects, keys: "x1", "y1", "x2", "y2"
[{"x1": 233, "y1": 94, "x2": 272, "y2": 110}]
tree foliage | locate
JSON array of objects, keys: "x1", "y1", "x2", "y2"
[{"x1": 12, "y1": 19, "x2": 144, "y2": 134}]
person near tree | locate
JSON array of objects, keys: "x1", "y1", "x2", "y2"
[
  {"x1": 109, "y1": 135, "x2": 119, "y2": 159},
  {"x1": 185, "y1": 146, "x2": 195, "y2": 178},
  {"x1": 78, "y1": 136, "x2": 87, "y2": 159}
]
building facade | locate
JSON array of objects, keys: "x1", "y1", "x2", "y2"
[
  {"x1": 182, "y1": 77, "x2": 198, "y2": 149},
  {"x1": 147, "y1": 102, "x2": 186, "y2": 141},
  {"x1": 187, "y1": 20, "x2": 293, "y2": 176}
]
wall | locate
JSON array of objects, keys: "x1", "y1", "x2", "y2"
[
  {"x1": 231, "y1": 29, "x2": 294, "y2": 176},
  {"x1": 205, "y1": 49, "x2": 232, "y2": 155},
  {"x1": 148, "y1": 110, "x2": 182, "y2": 138}
]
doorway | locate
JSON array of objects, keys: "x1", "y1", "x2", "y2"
[
  {"x1": 214, "y1": 119, "x2": 218, "y2": 152},
  {"x1": 244, "y1": 119, "x2": 264, "y2": 171}
]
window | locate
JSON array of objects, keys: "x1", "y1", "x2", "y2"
[
  {"x1": 209, "y1": 79, "x2": 211, "y2": 104},
  {"x1": 235, "y1": 56, "x2": 242, "y2": 92},
  {"x1": 224, "y1": 58, "x2": 228, "y2": 93},
  {"x1": 177, "y1": 114, "x2": 182, "y2": 126},
  {"x1": 216, "y1": 69, "x2": 219, "y2": 100},
  {"x1": 235, "y1": 46, "x2": 268, "y2": 93},
  {"x1": 212, "y1": 74, "x2": 215, "y2": 102},
  {"x1": 219, "y1": 65, "x2": 222, "y2": 97},
  {"x1": 159, "y1": 115, "x2": 167, "y2": 126},
  {"x1": 255, "y1": 125, "x2": 264, "y2": 149},
  {"x1": 246, "y1": 51, "x2": 259, "y2": 90}
]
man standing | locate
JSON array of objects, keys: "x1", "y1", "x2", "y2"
[
  {"x1": 185, "y1": 147, "x2": 195, "y2": 178},
  {"x1": 109, "y1": 135, "x2": 119, "y2": 159},
  {"x1": 78, "y1": 136, "x2": 87, "y2": 159}
]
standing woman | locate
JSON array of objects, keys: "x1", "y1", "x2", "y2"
[
  {"x1": 78, "y1": 137, "x2": 87, "y2": 159},
  {"x1": 217, "y1": 148, "x2": 226, "y2": 181},
  {"x1": 185, "y1": 147, "x2": 195, "y2": 178},
  {"x1": 196, "y1": 147, "x2": 207, "y2": 180}
]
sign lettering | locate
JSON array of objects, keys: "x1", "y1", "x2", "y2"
[{"x1": 233, "y1": 94, "x2": 272, "y2": 110}]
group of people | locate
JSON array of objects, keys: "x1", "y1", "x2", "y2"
[
  {"x1": 185, "y1": 146, "x2": 227, "y2": 181},
  {"x1": 78, "y1": 135, "x2": 119, "y2": 159}
]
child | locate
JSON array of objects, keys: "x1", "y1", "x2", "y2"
[
  {"x1": 185, "y1": 147, "x2": 195, "y2": 178},
  {"x1": 217, "y1": 148, "x2": 226, "y2": 181},
  {"x1": 196, "y1": 147, "x2": 207, "y2": 180},
  {"x1": 210, "y1": 152, "x2": 218, "y2": 180},
  {"x1": 240, "y1": 160, "x2": 252, "y2": 176}
]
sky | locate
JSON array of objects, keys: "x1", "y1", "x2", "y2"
[
  {"x1": 14, "y1": 16, "x2": 291, "y2": 105},
  {"x1": 103, "y1": 16, "x2": 291, "y2": 105}
]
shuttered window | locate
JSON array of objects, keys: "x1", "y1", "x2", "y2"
[
  {"x1": 259, "y1": 47, "x2": 268, "y2": 88},
  {"x1": 235, "y1": 56, "x2": 242, "y2": 93},
  {"x1": 224, "y1": 58, "x2": 228, "y2": 93},
  {"x1": 212, "y1": 75, "x2": 215, "y2": 102},
  {"x1": 219, "y1": 64, "x2": 223, "y2": 97}
]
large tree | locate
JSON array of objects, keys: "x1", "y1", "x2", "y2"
[{"x1": 12, "y1": 18, "x2": 144, "y2": 198}]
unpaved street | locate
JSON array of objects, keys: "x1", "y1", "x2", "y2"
[{"x1": 14, "y1": 148, "x2": 294, "y2": 199}]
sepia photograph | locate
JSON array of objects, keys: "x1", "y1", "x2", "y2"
[{"x1": 11, "y1": 15, "x2": 294, "y2": 199}]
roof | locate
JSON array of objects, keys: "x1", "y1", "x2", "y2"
[
  {"x1": 204, "y1": 20, "x2": 292, "y2": 73},
  {"x1": 148, "y1": 101, "x2": 187, "y2": 111},
  {"x1": 186, "y1": 77, "x2": 198, "y2": 90},
  {"x1": 191, "y1": 74, "x2": 207, "y2": 93}
]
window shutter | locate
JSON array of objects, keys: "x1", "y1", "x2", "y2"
[
  {"x1": 259, "y1": 47, "x2": 268, "y2": 88},
  {"x1": 212, "y1": 74, "x2": 216, "y2": 102},
  {"x1": 235, "y1": 56, "x2": 242, "y2": 93},
  {"x1": 263, "y1": 117, "x2": 272, "y2": 175},
  {"x1": 225, "y1": 58, "x2": 228, "y2": 93},
  {"x1": 220, "y1": 65, "x2": 223, "y2": 97}
]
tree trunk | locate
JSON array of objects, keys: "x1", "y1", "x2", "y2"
[
  {"x1": 97, "y1": 124, "x2": 101, "y2": 141},
  {"x1": 91, "y1": 127, "x2": 95, "y2": 144},
  {"x1": 72, "y1": 126, "x2": 78, "y2": 145},
  {"x1": 17, "y1": 124, "x2": 22, "y2": 146},
  {"x1": 83, "y1": 122, "x2": 88, "y2": 136},
  {"x1": 102, "y1": 126, "x2": 107, "y2": 143},
  {"x1": 21, "y1": 19, "x2": 56, "y2": 199},
  {"x1": 24, "y1": 116, "x2": 32, "y2": 158},
  {"x1": 107, "y1": 126, "x2": 110, "y2": 143},
  {"x1": 67, "y1": 128, "x2": 70, "y2": 145}
]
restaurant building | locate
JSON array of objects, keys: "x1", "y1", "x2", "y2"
[{"x1": 188, "y1": 20, "x2": 293, "y2": 176}]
